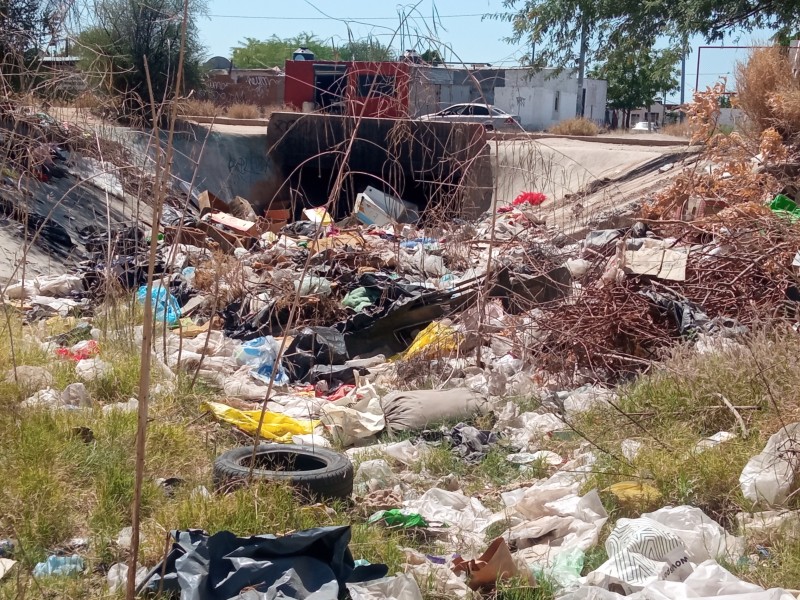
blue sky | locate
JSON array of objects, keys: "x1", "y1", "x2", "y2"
[{"x1": 197, "y1": 0, "x2": 777, "y2": 101}]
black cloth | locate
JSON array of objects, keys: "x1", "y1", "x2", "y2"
[{"x1": 145, "y1": 525, "x2": 386, "y2": 599}]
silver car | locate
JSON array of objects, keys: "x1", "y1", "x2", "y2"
[{"x1": 418, "y1": 103, "x2": 521, "y2": 131}]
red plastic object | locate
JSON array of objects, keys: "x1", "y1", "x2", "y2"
[{"x1": 512, "y1": 191, "x2": 547, "y2": 207}]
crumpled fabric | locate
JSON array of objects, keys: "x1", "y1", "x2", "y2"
[
  {"x1": 145, "y1": 526, "x2": 388, "y2": 600},
  {"x1": 342, "y1": 287, "x2": 378, "y2": 312},
  {"x1": 201, "y1": 401, "x2": 318, "y2": 442},
  {"x1": 448, "y1": 422, "x2": 500, "y2": 463},
  {"x1": 381, "y1": 388, "x2": 489, "y2": 433}
]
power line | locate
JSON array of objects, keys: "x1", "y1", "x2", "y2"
[{"x1": 207, "y1": 12, "x2": 485, "y2": 21}]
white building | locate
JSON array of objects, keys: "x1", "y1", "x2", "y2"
[{"x1": 409, "y1": 66, "x2": 607, "y2": 131}]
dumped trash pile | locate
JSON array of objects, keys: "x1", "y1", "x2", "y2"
[{"x1": 4, "y1": 176, "x2": 800, "y2": 599}]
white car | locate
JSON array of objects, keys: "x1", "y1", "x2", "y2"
[
  {"x1": 631, "y1": 121, "x2": 659, "y2": 132},
  {"x1": 418, "y1": 103, "x2": 521, "y2": 131}
]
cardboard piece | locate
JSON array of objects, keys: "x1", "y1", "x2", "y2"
[{"x1": 452, "y1": 537, "x2": 535, "y2": 590}]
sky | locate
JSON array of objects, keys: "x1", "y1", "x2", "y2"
[{"x1": 197, "y1": 0, "x2": 779, "y2": 101}]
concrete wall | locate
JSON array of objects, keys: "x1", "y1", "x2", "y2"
[
  {"x1": 718, "y1": 108, "x2": 746, "y2": 128},
  {"x1": 199, "y1": 70, "x2": 285, "y2": 107}
]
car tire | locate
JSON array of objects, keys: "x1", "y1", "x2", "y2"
[{"x1": 213, "y1": 444, "x2": 354, "y2": 499}]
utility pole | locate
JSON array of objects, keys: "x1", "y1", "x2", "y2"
[
  {"x1": 575, "y1": 16, "x2": 589, "y2": 118},
  {"x1": 679, "y1": 36, "x2": 688, "y2": 123}
]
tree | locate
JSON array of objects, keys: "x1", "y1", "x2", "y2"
[
  {"x1": 1, "y1": 0, "x2": 50, "y2": 90},
  {"x1": 591, "y1": 46, "x2": 680, "y2": 128},
  {"x1": 75, "y1": 0, "x2": 206, "y2": 117},
  {"x1": 421, "y1": 48, "x2": 443, "y2": 65},
  {"x1": 493, "y1": 0, "x2": 800, "y2": 74},
  {"x1": 334, "y1": 39, "x2": 394, "y2": 61},
  {"x1": 231, "y1": 33, "x2": 334, "y2": 68}
]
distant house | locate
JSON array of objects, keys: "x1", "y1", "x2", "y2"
[
  {"x1": 283, "y1": 58, "x2": 607, "y2": 130},
  {"x1": 38, "y1": 55, "x2": 86, "y2": 94}
]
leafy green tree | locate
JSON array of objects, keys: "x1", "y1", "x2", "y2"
[
  {"x1": 231, "y1": 33, "x2": 334, "y2": 68},
  {"x1": 75, "y1": 0, "x2": 206, "y2": 118},
  {"x1": 492, "y1": 0, "x2": 800, "y2": 71},
  {"x1": 335, "y1": 39, "x2": 395, "y2": 61},
  {"x1": 591, "y1": 46, "x2": 680, "y2": 128},
  {"x1": 421, "y1": 48, "x2": 443, "y2": 65}
]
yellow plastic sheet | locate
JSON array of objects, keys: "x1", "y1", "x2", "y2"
[
  {"x1": 201, "y1": 401, "x2": 318, "y2": 443},
  {"x1": 391, "y1": 321, "x2": 460, "y2": 362},
  {"x1": 604, "y1": 481, "x2": 663, "y2": 504}
]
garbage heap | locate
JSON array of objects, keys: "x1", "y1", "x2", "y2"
[{"x1": 5, "y1": 185, "x2": 800, "y2": 599}]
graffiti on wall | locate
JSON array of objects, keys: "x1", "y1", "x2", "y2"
[{"x1": 199, "y1": 73, "x2": 286, "y2": 107}]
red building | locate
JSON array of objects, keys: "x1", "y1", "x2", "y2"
[{"x1": 284, "y1": 60, "x2": 411, "y2": 118}]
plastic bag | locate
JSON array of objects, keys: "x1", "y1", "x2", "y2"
[
  {"x1": 201, "y1": 401, "x2": 318, "y2": 442},
  {"x1": 368, "y1": 509, "x2": 428, "y2": 528},
  {"x1": 33, "y1": 555, "x2": 84, "y2": 577},
  {"x1": 392, "y1": 321, "x2": 460, "y2": 361},
  {"x1": 354, "y1": 459, "x2": 397, "y2": 495},
  {"x1": 348, "y1": 574, "x2": 424, "y2": 600},
  {"x1": 234, "y1": 336, "x2": 289, "y2": 386},
  {"x1": 136, "y1": 284, "x2": 181, "y2": 326},
  {"x1": 740, "y1": 422, "x2": 800, "y2": 506}
]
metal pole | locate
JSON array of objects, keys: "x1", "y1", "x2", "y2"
[
  {"x1": 575, "y1": 16, "x2": 588, "y2": 117},
  {"x1": 679, "y1": 42, "x2": 686, "y2": 123},
  {"x1": 695, "y1": 46, "x2": 702, "y2": 97}
]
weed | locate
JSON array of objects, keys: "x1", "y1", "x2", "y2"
[
  {"x1": 179, "y1": 99, "x2": 218, "y2": 117},
  {"x1": 226, "y1": 103, "x2": 261, "y2": 119},
  {"x1": 548, "y1": 118, "x2": 599, "y2": 136}
]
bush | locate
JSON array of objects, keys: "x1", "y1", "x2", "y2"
[
  {"x1": 180, "y1": 99, "x2": 218, "y2": 117},
  {"x1": 549, "y1": 117, "x2": 600, "y2": 136},
  {"x1": 661, "y1": 121, "x2": 693, "y2": 138},
  {"x1": 226, "y1": 103, "x2": 261, "y2": 119},
  {"x1": 735, "y1": 46, "x2": 800, "y2": 137}
]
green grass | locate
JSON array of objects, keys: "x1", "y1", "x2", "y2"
[{"x1": 5, "y1": 312, "x2": 800, "y2": 598}]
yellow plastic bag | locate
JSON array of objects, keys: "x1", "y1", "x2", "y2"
[
  {"x1": 392, "y1": 321, "x2": 460, "y2": 362},
  {"x1": 604, "y1": 481, "x2": 663, "y2": 504},
  {"x1": 201, "y1": 401, "x2": 318, "y2": 443}
]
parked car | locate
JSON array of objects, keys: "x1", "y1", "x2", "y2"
[
  {"x1": 418, "y1": 103, "x2": 521, "y2": 131},
  {"x1": 631, "y1": 121, "x2": 659, "y2": 132}
]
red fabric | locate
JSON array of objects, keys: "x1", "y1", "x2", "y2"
[
  {"x1": 56, "y1": 340, "x2": 99, "y2": 361},
  {"x1": 512, "y1": 192, "x2": 547, "y2": 207}
]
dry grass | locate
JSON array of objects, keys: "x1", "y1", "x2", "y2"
[
  {"x1": 548, "y1": 117, "x2": 600, "y2": 136},
  {"x1": 180, "y1": 99, "x2": 219, "y2": 117},
  {"x1": 72, "y1": 93, "x2": 102, "y2": 110},
  {"x1": 226, "y1": 103, "x2": 261, "y2": 119},
  {"x1": 661, "y1": 121, "x2": 694, "y2": 138},
  {"x1": 735, "y1": 46, "x2": 800, "y2": 138}
]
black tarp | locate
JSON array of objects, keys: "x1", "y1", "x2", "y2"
[{"x1": 144, "y1": 525, "x2": 387, "y2": 600}]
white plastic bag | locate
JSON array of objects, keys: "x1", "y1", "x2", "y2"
[
  {"x1": 347, "y1": 574, "x2": 423, "y2": 600},
  {"x1": 643, "y1": 506, "x2": 743, "y2": 564},
  {"x1": 354, "y1": 459, "x2": 397, "y2": 495},
  {"x1": 740, "y1": 422, "x2": 800, "y2": 505},
  {"x1": 638, "y1": 560, "x2": 796, "y2": 600},
  {"x1": 320, "y1": 385, "x2": 385, "y2": 447}
]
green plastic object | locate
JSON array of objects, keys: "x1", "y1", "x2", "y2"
[
  {"x1": 769, "y1": 194, "x2": 800, "y2": 221},
  {"x1": 368, "y1": 509, "x2": 428, "y2": 528}
]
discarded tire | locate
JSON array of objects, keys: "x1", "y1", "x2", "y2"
[{"x1": 213, "y1": 444, "x2": 354, "y2": 499}]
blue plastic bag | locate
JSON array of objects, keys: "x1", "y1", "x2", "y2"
[
  {"x1": 136, "y1": 284, "x2": 181, "y2": 326},
  {"x1": 234, "y1": 336, "x2": 289, "y2": 385},
  {"x1": 33, "y1": 555, "x2": 85, "y2": 577}
]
